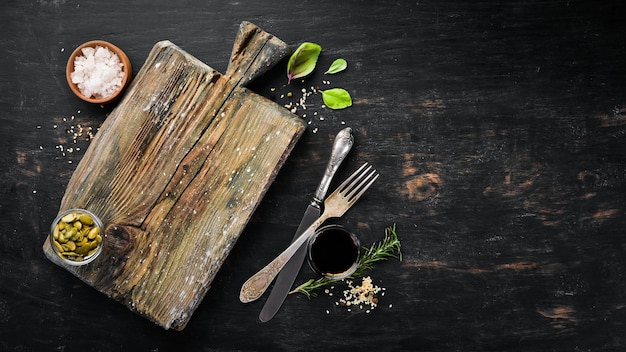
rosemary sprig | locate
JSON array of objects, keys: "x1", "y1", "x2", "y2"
[
  {"x1": 288, "y1": 278, "x2": 331, "y2": 299},
  {"x1": 289, "y1": 224, "x2": 402, "y2": 299}
]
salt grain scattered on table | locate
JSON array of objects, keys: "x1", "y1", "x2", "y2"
[
  {"x1": 325, "y1": 276, "x2": 387, "y2": 314},
  {"x1": 70, "y1": 45, "x2": 124, "y2": 99}
]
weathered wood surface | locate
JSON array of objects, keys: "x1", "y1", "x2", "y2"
[
  {"x1": 3, "y1": 1, "x2": 626, "y2": 351},
  {"x1": 41, "y1": 22, "x2": 305, "y2": 330}
]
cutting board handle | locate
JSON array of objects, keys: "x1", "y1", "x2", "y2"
[{"x1": 226, "y1": 21, "x2": 289, "y2": 87}]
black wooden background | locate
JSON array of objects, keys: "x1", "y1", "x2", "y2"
[{"x1": 2, "y1": 0, "x2": 626, "y2": 351}]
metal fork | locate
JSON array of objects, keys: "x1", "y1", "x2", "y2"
[{"x1": 239, "y1": 163, "x2": 379, "y2": 303}]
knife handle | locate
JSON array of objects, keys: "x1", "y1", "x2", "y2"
[{"x1": 312, "y1": 127, "x2": 354, "y2": 206}]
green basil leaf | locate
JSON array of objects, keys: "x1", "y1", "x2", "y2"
[
  {"x1": 287, "y1": 42, "x2": 322, "y2": 84},
  {"x1": 325, "y1": 58, "x2": 347, "y2": 74},
  {"x1": 321, "y1": 88, "x2": 352, "y2": 109}
]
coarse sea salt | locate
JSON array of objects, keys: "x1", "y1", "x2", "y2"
[{"x1": 70, "y1": 45, "x2": 124, "y2": 99}]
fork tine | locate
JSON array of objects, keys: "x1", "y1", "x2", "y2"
[
  {"x1": 336, "y1": 163, "x2": 377, "y2": 200},
  {"x1": 342, "y1": 164, "x2": 372, "y2": 196},
  {"x1": 345, "y1": 167, "x2": 379, "y2": 201},
  {"x1": 337, "y1": 162, "x2": 369, "y2": 192}
]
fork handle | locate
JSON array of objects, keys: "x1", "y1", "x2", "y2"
[
  {"x1": 312, "y1": 127, "x2": 353, "y2": 206},
  {"x1": 240, "y1": 215, "x2": 328, "y2": 303}
]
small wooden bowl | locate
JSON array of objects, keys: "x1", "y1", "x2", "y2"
[{"x1": 66, "y1": 40, "x2": 132, "y2": 104}]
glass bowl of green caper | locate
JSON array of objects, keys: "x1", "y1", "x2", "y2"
[{"x1": 49, "y1": 208, "x2": 104, "y2": 265}]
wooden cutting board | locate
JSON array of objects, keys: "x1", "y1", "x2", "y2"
[{"x1": 42, "y1": 22, "x2": 305, "y2": 330}]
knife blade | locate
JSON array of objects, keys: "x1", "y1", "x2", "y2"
[{"x1": 259, "y1": 127, "x2": 354, "y2": 322}]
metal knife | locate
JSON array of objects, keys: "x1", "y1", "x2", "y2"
[{"x1": 259, "y1": 127, "x2": 354, "y2": 322}]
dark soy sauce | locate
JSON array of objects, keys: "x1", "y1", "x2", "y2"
[{"x1": 309, "y1": 227, "x2": 359, "y2": 275}]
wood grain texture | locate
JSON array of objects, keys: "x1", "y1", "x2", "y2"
[
  {"x1": 40, "y1": 22, "x2": 305, "y2": 330},
  {"x1": 2, "y1": 0, "x2": 626, "y2": 351}
]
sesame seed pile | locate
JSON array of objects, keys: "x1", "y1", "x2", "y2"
[{"x1": 324, "y1": 276, "x2": 391, "y2": 314}]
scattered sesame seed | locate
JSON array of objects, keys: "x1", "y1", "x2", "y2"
[
  {"x1": 270, "y1": 79, "x2": 347, "y2": 127},
  {"x1": 47, "y1": 113, "x2": 99, "y2": 162}
]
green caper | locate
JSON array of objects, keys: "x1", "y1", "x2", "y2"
[
  {"x1": 61, "y1": 213, "x2": 77, "y2": 223},
  {"x1": 75, "y1": 245, "x2": 90, "y2": 255},
  {"x1": 64, "y1": 228, "x2": 76, "y2": 240},
  {"x1": 77, "y1": 237, "x2": 88, "y2": 247},
  {"x1": 78, "y1": 213, "x2": 94, "y2": 225},
  {"x1": 53, "y1": 240, "x2": 64, "y2": 253},
  {"x1": 66, "y1": 241, "x2": 76, "y2": 251},
  {"x1": 87, "y1": 227, "x2": 99, "y2": 240}
]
